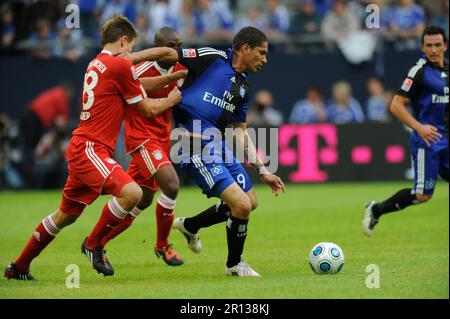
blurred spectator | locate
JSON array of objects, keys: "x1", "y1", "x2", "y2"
[
  {"x1": 289, "y1": 0, "x2": 321, "y2": 36},
  {"x1": 0, "y1": 114, "x2": 24, "y2": 190},
  {"x1": 321, "y1": 0, "x2": 360, "y2": 43},
  {"x1": 311, "y1": 0, "x2": 334, "y2": 16},
  {"x1": 431, "y1": 0, "x2": 449, "y2": 38},
  {"x1": 194, "y1": 0, "x2": 233, "y2": 40},
  {"x1": 148, "y1": 0, "x2": 180, "y2": 38},
  {"x1": 28, "y1": 18, "x2": 57, "y2": 59},
  {"x1": 234, "y1": 4, "x2": 266, "y2": 33},
  {"x1": 265, "y1": 0, "x2": 290, "y2": 38},
  {"x1": 101, "y1": 0, "x2": 137, "y2": 24},
  {"x1": 390, "y1": 0, "x2": 425, "y2": 49},
  {"x1": 178, "y1": 0, "x2": 196, "y2": 39},
  {"x1": 1, "y1": 4, "x2": 15, "y2": 49},
  {"x1": 33, "y1": 127, "x2": 69, "y2": 189},
  {"x1": 55, "y1": 18, "x2": 85, "y2": 63},
  {"x1": 77, "y1": 0, "x2": 99, "y2": 39},
  {"x1": 364, "y1": 77, "x2": 391, "y2": 122},
  {"x1": 248, "y1": 90, "x2": 284, "y2": 127},
  {"x1": 134, "y1": 13, "x2": 151, "y2": 49},
  {"x1": 20, "y1": 82, "x2": 74, "y2": 163},
  {"x1": 326, "y1": 81, "x2": 365, "y2": 124},
  {"x1": 289, "y1": 86, "x2": 326, "y2": 123}
]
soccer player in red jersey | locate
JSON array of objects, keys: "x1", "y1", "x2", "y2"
[
  {"x1": 100, "y1": 27, "x2": 187, "y2": 266},
  {"x1": 4, "y1": 15, "x2": 181, "y2": 280}
]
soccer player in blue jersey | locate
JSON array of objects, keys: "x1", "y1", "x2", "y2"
[
  {"x1": 162, "y1": 27, "x2": 285, "y2": 276},
  {"x1": 363, "y1": 26, "x2": 449, "y2": 236}
]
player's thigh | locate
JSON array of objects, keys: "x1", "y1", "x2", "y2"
[{"x1": 411, "y1": 146, "x2": 439, "y2": 195}]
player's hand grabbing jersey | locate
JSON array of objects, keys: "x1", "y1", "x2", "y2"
[
  {"x1": 124, "y1": 61, "x2": 187, "y2": 153},
  {"x1": 72, "y1": 49, "x2": 147, "y2": 153}
]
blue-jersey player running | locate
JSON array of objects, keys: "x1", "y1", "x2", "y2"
[
  {"x1": 167, "y1": 27, "x2": 285, "y2": 276},
  {"x1": 363, "y1": 26, "x2": 449, "y2": 236}
]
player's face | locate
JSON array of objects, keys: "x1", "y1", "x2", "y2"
[
  {"x1": 244, "y1": 42, "x2": 268, "y2": 73},
  {"x1": 422, "y1": 34, "x2": 447, "y2": 65},
  {"x1": 158, "y1": 36, "x2": 182, "y2": 68}
]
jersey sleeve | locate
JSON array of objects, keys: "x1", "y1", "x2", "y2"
[
  {"x1": 115, "y1": 58, "x2": 147, "y2": 104},
  {"x1": 397, "y1": 61, "x2": 425, "y2": 99}
]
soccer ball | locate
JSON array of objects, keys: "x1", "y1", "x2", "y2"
[{"x1": 309, "y1": 242, "x2": 344, "y2": 274}]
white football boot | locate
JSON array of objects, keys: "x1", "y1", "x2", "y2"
[
  {"x1": 363, "y1": 201, "x2": 379, "y2": 237},
  {"x1": 172, "y1": 217, "x2": 202, "y2": 254},
  {"x1": 225, "y1": 261, "x2": 261, "y2": 277}
]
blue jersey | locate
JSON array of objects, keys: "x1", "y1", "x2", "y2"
[
  {"x1": 174, "y1": 47, "x2": 250, "y2": 143},
  {"x1": 397, "y1": 56, "x2": 449, "y2": 151}
]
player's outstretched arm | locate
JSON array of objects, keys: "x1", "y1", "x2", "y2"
[
  {"x1": 139, "y1": 70, "x2": 188, "y2": 93},
  {"x1": 120, "y1": 47, "x2": 179, "y2": 65},
  {"x1": 390, "y1": 95, "x2": 442, "y2": 146},
  {"x1": 135, "y1": 87, "x2": 181, "y2": 118},
  {"x1": 232, "y1": 122, "x2": 286, "y2": 196}
]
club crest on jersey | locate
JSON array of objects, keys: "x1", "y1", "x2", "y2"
[
  {"x1": 210, "y1": 165, "x2": 223, "y2": 177},
  {"x1": 106, "y1": 158, "x2": 117, "y2": 164},
  {"x1": 239, "y1": 86, "x2": 246, "y2": 98},
  {"x1": 182, "y1": 49, "x2": 197, "y2": 58},
  {"x1": 153, "y1": 150, "x2": 163, "y2": 161},
  {"x1": 401, "y1": 78, "x2": 413, "y2": 92}
]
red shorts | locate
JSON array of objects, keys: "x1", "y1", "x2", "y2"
[
  {"x1": 59, "y1": 136, "x2": 134, "y2": 215},
  {"x1": 127, "y1": 140, "x2": 172, "y2": 192}
]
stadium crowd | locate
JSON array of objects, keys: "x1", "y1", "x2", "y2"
[{"x1": 0, "y1": 0, "x2": 448, "y2": 58}]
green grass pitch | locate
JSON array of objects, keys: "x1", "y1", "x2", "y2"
[{"x1": 0, "y1": 182, "x2": 448, "y2": 299}]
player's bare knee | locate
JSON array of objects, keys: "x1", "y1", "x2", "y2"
[
  {"x1": 162, "y1": 180, "x2": 179, "y2": 199},
  {"x1": 120, "y1": 183, "x2": 143, "y2": 209},
  {"x1": 230, "y1": 199, "x2": 252, "y2": 218},
  {"x1": 51, "y1": 209, "x2": 78, "y2": 228},
  {"x1": 416, "y1": 194, "x2": 432, "y2": 203}
]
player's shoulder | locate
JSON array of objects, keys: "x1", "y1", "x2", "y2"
[
  {"x1": 406, "y1": 57, "x2": 428, "y2": 79},
  {"x1": 181, "y1": 47, "x2": 228, "y2": 60}
]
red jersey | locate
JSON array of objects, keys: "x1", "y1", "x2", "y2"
[
  {"x1": 28, "y1": 85, "x2": 70, "y2": 128},
  {"x1": 124, "y1": 61, "x2": 187, "y2": 153},
  {"x1": 72, "y1": 50, "x2": 147, "y2": 152}
]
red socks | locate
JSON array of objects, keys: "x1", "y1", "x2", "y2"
[
  {"x1": 155, "y1": 193, "x2": 176, "y2": 250},
  {"x1": 100, "y1": 207, "x2": 142, "y2": 247},
  {"x1": 15, "y1": 215, "x2": 60, "y2": 272},
  {"x1": 85, "y1": 197, "x2": 129, "y2": 249}
]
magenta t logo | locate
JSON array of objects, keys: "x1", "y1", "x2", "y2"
[{"x1": 279, "y1": 124, "x2": 338, "y2": 182}]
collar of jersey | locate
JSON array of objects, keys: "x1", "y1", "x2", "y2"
[
  {"x1": 154, "y1": 62, "x2": 174, "y2": 75},
  {"x1": 100, "y1": 49, "x2": 113, "y2": 56}
]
